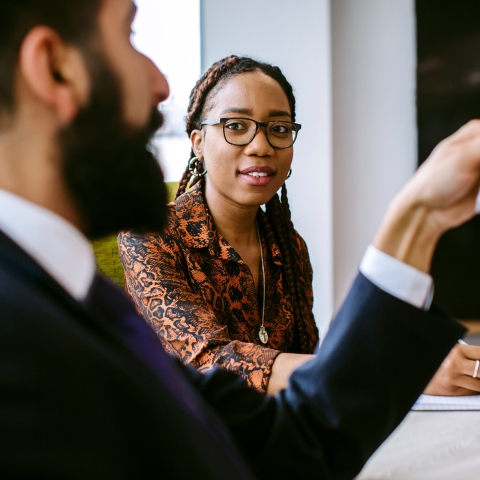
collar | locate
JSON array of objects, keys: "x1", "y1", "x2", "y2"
[
  {"x1": 0, "y1": 189, "x2": 96, "y2": 301},
  {"x1": 175, "y1": 182, "x2": 282, "y2": 265}
]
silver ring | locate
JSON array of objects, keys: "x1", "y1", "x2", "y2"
[{"x1": 473, "y1": 360, "x2": 480, "y2": 379}]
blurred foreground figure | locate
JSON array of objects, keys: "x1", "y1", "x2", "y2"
[{"x1": 0, "y1": 0, "x2": 474, "y2": 478}]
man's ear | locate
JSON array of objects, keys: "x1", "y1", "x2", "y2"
[
  {"x1": 190, "y1": 129, "x2": 204, "y2": 159},
  {"x1": 18, "y1": 26, "x2": 90, "y2": 124}
]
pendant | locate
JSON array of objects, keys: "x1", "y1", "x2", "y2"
[{"x1": 259, "y1": 326, "x2": 268, "y2": 344}]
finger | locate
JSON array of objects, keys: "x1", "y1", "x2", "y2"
[
  {"x1": 456, "y1": 356, "x2": 480, "y2": 378},
  {"x1": 449, "y1": 119, "x2": 480, "y2": 142},
  {"x1": 455, "y1": 375, "x2": 480, "y2": 394},
  {"x1": 439, "y1": 126, "x2": 480, "y2": 170},
  {"x1": 460, "y1": 345, "x2": 480, "y2": 360}
]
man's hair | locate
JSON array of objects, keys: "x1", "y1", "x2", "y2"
[{"x1": 0, "y1": 0, "x2": 102, "y2": 114}]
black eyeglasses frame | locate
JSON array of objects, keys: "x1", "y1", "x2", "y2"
[{"x1": 200, "y1": 117, "x2": 302, "y2": 149}]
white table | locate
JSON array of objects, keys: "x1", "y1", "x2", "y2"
[{"x1": 356, "y1": 411, "x2": 480, "y2": 480}]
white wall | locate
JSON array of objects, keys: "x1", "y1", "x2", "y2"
[
  {"x1": 200, "y1": 0, "x2": 418, "y2": 334},
  {"x1": 331, "y1": 0, "x2": 417, "y2": 309},
  {"x1": 201, "y1": 0, "x2": 334, "y2": 335}
]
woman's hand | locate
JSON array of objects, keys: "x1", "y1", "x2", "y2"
[
  {"x1": 267, "y1": 353, "x2": 316, "y2": 395},
  {"x1": 424, "y1": 343, "x2": 480, "y2": 396}
]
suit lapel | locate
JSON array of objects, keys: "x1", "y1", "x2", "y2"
[
  {"x1": 0, "y1": 230, "x2": 145, "y2": 363},
  {"x1": 0, "y1": 230, "x2": 191, "y2": 389},
  {"x1": 0, "y1": 230, "x2": 89, "y2": 315}
]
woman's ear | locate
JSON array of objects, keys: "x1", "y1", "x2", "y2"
[
  {"x1": 18, "y1": 26, "x2": 90, "y2": 124},
  {"x1": 190, "y1": 129, "x2": 204, "y2": 159}
]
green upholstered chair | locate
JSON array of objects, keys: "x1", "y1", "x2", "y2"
[{"x1": 92, "y1": 181, "x2": 178, "y2": 287}]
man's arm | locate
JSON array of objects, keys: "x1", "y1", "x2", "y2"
[
  {"x1": 189, "y1": 121, "x2": 480, "y2": 479},
  {"x1": 189, "y1": 275, "x2": 463, "y2": 480}
]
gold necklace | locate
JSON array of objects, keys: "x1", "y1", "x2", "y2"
[{"x1": 256, "y1": 220, "x2": 268, "y2": 344}]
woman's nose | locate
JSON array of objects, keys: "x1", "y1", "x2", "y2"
[{"x1": 244, "y1": 126, "x2": 275, "y2": 156}]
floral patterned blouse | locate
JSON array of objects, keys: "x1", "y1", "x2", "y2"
[{"x1": 117, "y1": 182, "x2": 314, "y2": 392}]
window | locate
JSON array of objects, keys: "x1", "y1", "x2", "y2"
[{"x1": 133, "y1": 0, "x2": 201, "y2": 182}]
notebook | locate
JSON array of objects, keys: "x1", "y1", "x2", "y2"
[{"x1": 412, "y1": 393, "x2": 480, "y2": 411}]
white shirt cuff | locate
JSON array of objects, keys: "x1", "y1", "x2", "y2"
[{"x1": 360, "y1": 245, "x2": 434, "y2": 311}]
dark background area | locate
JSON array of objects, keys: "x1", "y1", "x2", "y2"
[{"x1": 417, "y1": 0, "x2": 480, "y2": 318}]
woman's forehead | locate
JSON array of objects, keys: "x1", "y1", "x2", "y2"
[{"x1": 210, "y1": 72, "x2": 291, "y2": 117}]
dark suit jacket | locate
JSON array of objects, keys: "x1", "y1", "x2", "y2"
[{"x1": 0, "y1": 231, "x2": 465, "y2": 479}]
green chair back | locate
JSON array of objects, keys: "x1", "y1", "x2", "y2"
[{"x1": 92, "y1": 181, "x2": 178, "y2": 287}]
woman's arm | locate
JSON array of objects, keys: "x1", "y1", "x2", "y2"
[
  {"x1": 424, "y1": 343, "x2": 480, "y2": 395},
  {"x1": 267, "y1": 353, "x2": 316, "y2": 394},
  {"x1": 118, "y1": 228, "x2": 283, "y2": 392}
]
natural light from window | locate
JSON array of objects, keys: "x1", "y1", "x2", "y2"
[{"x1": 132, "y1": 0, "x2": 201, "y2": 182}]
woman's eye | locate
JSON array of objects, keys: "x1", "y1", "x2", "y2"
[
  {"x1": 270, "y1": 124, "x2": 290, "y2": 134},
  {"x1": 226, "y1": 122, "x2": 247, "y2": 131}
]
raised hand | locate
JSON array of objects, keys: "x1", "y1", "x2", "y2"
[{"x1": 374, "y1": 120, "x2": 480, "y2": 273}]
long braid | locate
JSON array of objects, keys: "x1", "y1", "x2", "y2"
[
  {"x1": 176, "y1": 55, "x2": 241, "y2": 199},
  {"x1": 177, "y1": 55, "x2": 319, "y2": 352},
  {"x1": 280, "y1": 185, "x2": 318, "y2": 352},
  {"x1": 265, "y1": 194, "x2": 302, "y2": 351},
  {"x1": 265, "y1": 187, "x2": 319, "y2": 353}
]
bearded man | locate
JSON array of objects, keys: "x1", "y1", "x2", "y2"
[{"x1": 0, "y1": 0, "x2": 476, "y2": 478}]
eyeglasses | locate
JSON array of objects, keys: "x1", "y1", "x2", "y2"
[{"x1": 200, "y1": 117, "x2": 301, "y2": 149}]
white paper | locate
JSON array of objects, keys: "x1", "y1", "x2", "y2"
[{"x1": 412, "y1": 394, "x2": 480, "y2": 411}]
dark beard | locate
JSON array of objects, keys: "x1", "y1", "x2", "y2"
[{"x1": 58, "y1": 53, "x2": 168, "y2": 240}]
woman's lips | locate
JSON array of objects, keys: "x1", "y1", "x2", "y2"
[{"x1": 238, "y1": 166, "x2": 276, "y2": 186}]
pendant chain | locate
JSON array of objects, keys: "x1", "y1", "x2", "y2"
[{"x1": 256, "y1": 220, "x2": 268, "y2": 344}]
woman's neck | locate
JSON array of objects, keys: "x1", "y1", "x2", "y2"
[{"x1": 204, "y1": 182, "x2": 259, "y2": 248}]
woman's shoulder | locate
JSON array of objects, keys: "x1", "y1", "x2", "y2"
[
  {"x1": 117, "y1": 202, "x2": 179, "y2": 250},
  {"x1": 262, "y1": 209, "x2": 308, "y2": 253},
  {"x1": 121, "y1": 183, "x2": 209, "y2": 246},
  {"x1": 165, "y1": 201, "x2": 180, "y2": 230},
  {"x1": 292, "y1": 229, "x2": 313, "y2": 275},
  {"x1": 172, "y1": 182, "x2": 206, "y2": 216},
  {"x1": 292, "y1": 228, "x2": 309, "y2": 252}
]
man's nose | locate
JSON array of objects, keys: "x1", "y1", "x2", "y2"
[{"x1": 144, "y1": 55, "x2": 170, "y2": 105}]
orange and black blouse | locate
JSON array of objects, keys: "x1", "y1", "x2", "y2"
[{"x1": 117, "y1": 182, "x2": 314, "y2": 392}]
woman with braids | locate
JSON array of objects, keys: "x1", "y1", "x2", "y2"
[
  {"x1": 118, "y1": 55, "x2": 317, "y2": 395},
  {"x1": 118, "y1": 54, "x2": 477, "y2": 397}
]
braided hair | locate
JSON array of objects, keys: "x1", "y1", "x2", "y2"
[{"x1": 176, "y1": 55, "x2": 319, "y2": 353}]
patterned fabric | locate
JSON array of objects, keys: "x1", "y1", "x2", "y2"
[{"x1": 118, "y1": 182, "x2": 314, "y2": 392}]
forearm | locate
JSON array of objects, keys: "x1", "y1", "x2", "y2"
[
  {"x1": 373, "y1": 194, "x2": 441, "y2": 273},
  {"x1": 197, "y1": 341, "x2": 281, "y2": 393},
  {"x1": 374, "y1": 120, "x2": 480, "y2": 273},
  {"x1": 125, "y1": 274, "x2": 283, "y2": 393}
]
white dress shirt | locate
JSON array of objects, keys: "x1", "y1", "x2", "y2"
[
  {"x1": 360, "y1": 245, "x2": 434, "y2": 310},
  {"x1": 0, "y1": 189, "x2": 96, "y2": 301}
]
